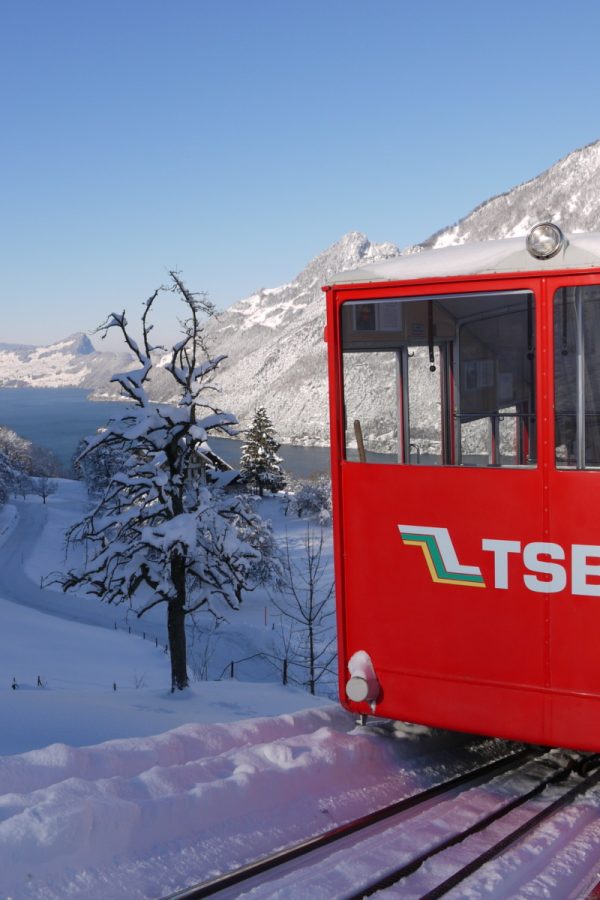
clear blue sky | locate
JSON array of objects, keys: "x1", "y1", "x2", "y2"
[{"x1": 1, "y1": 0, "x2": 599, "y2": 347}]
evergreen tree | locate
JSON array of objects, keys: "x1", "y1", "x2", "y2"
[{"x1": 240, "y1": 408, "x2": 285, "y2": 496}]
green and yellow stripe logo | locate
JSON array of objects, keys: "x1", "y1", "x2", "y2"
[{"x1": 398, "y1": 525, "x2": 485, "y2": 588}]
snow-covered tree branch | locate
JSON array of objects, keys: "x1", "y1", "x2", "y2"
[{"x1": 57, "y1": 273, "x2": 276, "y2": 691}]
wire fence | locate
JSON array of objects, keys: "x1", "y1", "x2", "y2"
[{"x1": 7, "y1": 603, "x2": 337, "y2": 701}]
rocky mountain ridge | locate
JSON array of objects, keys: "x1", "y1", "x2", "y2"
[{"x1": 422, "y1": 139, "x2": 600, "y2": 249}]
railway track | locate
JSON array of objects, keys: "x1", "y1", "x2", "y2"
[{"x1": 165, "y1": 745, "x2": 600, "y2": 899}]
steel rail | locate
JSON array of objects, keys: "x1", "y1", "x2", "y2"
[
  {"x1": 422, "y1": 755, "x2": 600, "y2": 899},
  {"x1": 354, "y1": 752, "x2": 600, "y2": 899},
  {"x1": 164, "y1": 746, "x2": 539, "y2": 900}
]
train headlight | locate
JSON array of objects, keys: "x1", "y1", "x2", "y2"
[
  {"x1": 346, "y1": 650, "x2": 380, "y2": 706},
  {"x1": 526, "y1": 222, "x2": 565, "y2": 260},
  {"x1": 346, "y1": 676, "x2": 372, "y2": 702}
]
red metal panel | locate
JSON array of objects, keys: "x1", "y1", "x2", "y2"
[
  {"x1": 339, "y1": 462, "x2": 545, "y2": 736},
  {"x1": 325, "y1": 267, "x2": 600, "y2": 749}
]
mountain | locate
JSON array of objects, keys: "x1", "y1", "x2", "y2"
[
  {"x1": 0, "y1": 333, "x2": 134, "y2": 391},
  {"x1": 195, "y1": 138, "x2": 600, "y2": 449},
  {"x1": 5, "y1": 139, "x2": 600, "y2": 449},
  {"x1": 191, "y1": 232, "x2": 402, "y2": 447},
  {"x1": 422, "y1": 139, "x2": 600, "y2": 249}
]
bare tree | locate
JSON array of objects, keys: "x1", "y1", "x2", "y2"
[
  {"x1": 31, "y1": 476, "x2": 57, "y2": 504},
  {"x1": 56, "y1": 272, "x2": 274, "y2": 690},
  {"x1": 270, "y1": 526, "x2": 336, "y2": 695},
  {"x1": 12, "y1": 471, "x2": 32, "y2": 500},
  {"x1": 73, "y1": 433, "x2": 128, "y2": 494},
  {"x1": 188, "y1": 616, "x2": 221, "y2": 682}
]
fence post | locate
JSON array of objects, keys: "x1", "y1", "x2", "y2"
[
  {"x1": 283, "y1": 659, "x2": 288, "y2": 686},
  {"x1": 230, "y1": 660, "x2": 235, "y2": 679}
]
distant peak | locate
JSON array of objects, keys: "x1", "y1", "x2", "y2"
[
  {"x1": 53, "y1": 333, "x2": 96, "y2": 355},
  {"x1": 296, "y1": 231, "x2": 401, "y2": 286}
]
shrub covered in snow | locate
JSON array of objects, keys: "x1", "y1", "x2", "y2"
[
  {"x1": 0, "y1": 426, "x2": 61, "y2": 479},
  {"x1": 285, "y1": 475, "x2": 332, "y2": 524},
  {"x1": 0, "y1": 452, "x2": 16, "y2": 505}
]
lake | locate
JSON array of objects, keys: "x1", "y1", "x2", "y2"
[{"x1": 0, "y1": 388, "x2": 330, "y2": 478}]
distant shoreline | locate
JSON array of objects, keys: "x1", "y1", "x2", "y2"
[{"x1": 0, "y1": 387, "x2": 330, "y2": 477}]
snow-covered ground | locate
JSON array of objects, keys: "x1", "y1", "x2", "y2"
[
  {"x1": 0, "y1": 483, "x2": 334, "y2": 756},
  {"x1": 1, "y1": 483, "x2": 600, "y2": 898}
]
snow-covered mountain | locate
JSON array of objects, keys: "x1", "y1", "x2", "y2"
[
  {"x1": 6, "y1": 139, "x2": 600, "y2": 446},
  {"x1": 423, "y1": 139, "x2": 600, "y2": 249},
  {"x1": 197, "y1": 138, "x2": 600, "y2": 446},
  {"x1": 0, "y1": 333, "x2": 133, "y2": 390},
  {"x1": 195, "y1": 232, "x2": 402, "y2": 445}
]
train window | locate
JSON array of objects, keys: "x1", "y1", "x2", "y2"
[
  {"x1": 343, "y1": 350, "x2": 401, "y2": 462},
  {"x1": 341, "y1": 292, "x2": 536, "y2": 467},
  {"x1": 554, "y1": 286, "x2": 600, "y2": 468}
]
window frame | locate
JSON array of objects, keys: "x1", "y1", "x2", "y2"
[
  {"x1": 339, "y1": 289, "x2": 538, "y2": 469},
  {"x1": 553, "y1": 283, "x2": 600, "y2": 471}
]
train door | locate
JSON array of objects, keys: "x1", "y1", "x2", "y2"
[
  {"x1": 546, "y1": 276, "x2": 600, "y2": 745},
  {"x1": 335, "y1": 285, "x2": 547, "y2": 737}
]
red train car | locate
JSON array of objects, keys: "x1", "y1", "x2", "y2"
[{"x1": 324, "y1": 224, "x2": 600, "y2": 751}]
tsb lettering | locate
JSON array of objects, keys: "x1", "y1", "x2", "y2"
[{"x1": 482, "y1": 540, "x2": 600, "y2": 596}]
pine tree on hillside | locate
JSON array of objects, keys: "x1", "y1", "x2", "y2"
[{"x1": 240, "y1": 408, "x2": 285, "y2": 497}]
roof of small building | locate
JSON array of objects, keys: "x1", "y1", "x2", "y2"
[{"x1": 326, "y1": 231, "x2": 600, "y2": 286}]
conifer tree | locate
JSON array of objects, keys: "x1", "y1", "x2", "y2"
[{"x1": 240, "y1": 408, "x2": 285, "y2": 497}]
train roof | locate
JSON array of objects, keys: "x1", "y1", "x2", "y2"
[{"x1": 327, "y1": 230, "x2": 600, "y2": 286}]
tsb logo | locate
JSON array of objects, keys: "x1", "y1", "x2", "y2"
[
  {"x1": 398, "y1": 525, "x2": 600, "y2": 597},
  {"x1": 483, "y1": 539, "x2": 600, "y2": 596}
]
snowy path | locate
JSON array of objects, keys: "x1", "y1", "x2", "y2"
[
  {"x1": 0, "y1": 489, "x2": 167, "y2": 643},
  {"x1": 0, "y1": 498, "x2": 99, "y2": 627}
]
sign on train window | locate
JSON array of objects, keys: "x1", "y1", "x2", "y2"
[
  {"x1": 353, "y1": 302, "x2": 403, "y2": 332},
  {"x1": 341, "y1": 291, "x2": 537, "y2": 467},
  {"x1": 554, "y1": 286, "x2": 600, "y2": 469}
]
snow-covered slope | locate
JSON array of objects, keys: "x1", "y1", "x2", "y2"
[
  {"x1": 423, "y1": 139, "x2": 600, "y2": 249},
  {"x1": 187, "y1": 232, "x2": 402, "y2": 446},
  {"x1": 196, "y1": 138, "x2": 600, "y2": 446},
  {"x1": 0, "y1": 333, "x2": 133, "y2": 390},
  {"x1": 4, "y1": 485, "x2": 600, "y2": 899}
]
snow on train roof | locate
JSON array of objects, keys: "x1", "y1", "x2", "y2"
[{"x1": 328, "y1": 231, "x2": 600, "y2": 285}]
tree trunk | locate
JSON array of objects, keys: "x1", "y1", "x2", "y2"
[
  {"x1": 308, "y1": 623, "x2": 315, "y2": 695},
  {"x1": 168, "y1": 553, "x2": 189, "y2": 691},
  {"x1": 168, "y1": 601, "x2": 188, "y2": 690}
]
